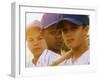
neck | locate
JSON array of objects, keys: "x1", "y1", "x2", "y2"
[
  {"x1": 50, "y1": 49, "x2": 61, "y2": 55},
  {"x1": 32, "y1": 54, "x2": 40, "y2": 65},
  {"x1": 71, "y1": 40, "x2": 89, "y2": 63}
]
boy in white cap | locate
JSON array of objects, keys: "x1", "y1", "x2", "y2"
[
  {"x1": 41, "y1": 13, "x2": 63, "y2": 54},
  {"x1": 36, "y1": 13, "x2": 63, "y2": 66}
]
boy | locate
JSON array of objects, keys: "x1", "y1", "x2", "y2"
[
  {"x1": 41, "y1": 13, "x2": 63, "y2": 54},
  {"x1": 58, "y1": 14, "x2": 89, "y2": 65},
  {"x1": 26, "y1": 20, "x2": 47, "y2": 67},
  {"x1": 26, "y1": 20, "x2": 60, "y2": 67},
  {"x1": 36, "y1": 13, "x2": 63, "y2": 66}
]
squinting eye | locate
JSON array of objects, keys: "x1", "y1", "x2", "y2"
[
  {"x1": 71, "y1": 28, "x2": 77, "y2": 31},
  {"x1": 62, "y1": 28, "x2": 68, "y2": 33},
  {"x1": 71, "y1": 27, "x2": 79, "y2": 31},
  {"x1": 37, "y1": 36, "x2": 43, "y2": 40},
  {"x1": 49, "y1": 31, "x2": 55, "y2": 35},
  {"x1": 28, "y1": 38, "x2": 34, "y2": 42}
]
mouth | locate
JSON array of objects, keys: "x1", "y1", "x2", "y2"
[
  {"x1": 67, "y1": 39, "x2": 74, "y2": 43},
  {"x1": 56, "y1": 42, "x2": 63, "y2": 46},
  {"x1": 33, "y1": 48, "x2": 41, "y2": 51}
]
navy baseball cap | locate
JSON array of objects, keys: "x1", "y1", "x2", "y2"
[
  {"x1": 41, "y1": 13, "x2": 61, "y2": 29},
  {"x1": 60, "y1": 14, "x2": 89, "y2": 26}
]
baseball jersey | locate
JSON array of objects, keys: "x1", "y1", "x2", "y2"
[
  {"x1": 26, "y1": 58, "x2": 37, "y2": 67},
  {"x1": 37, "y1": 49, "x2": 61, "y2": 66},
  {"x1": 63, "y1": 49, "x2": 90, "y2": 65},
  {"x1": 26, "y1": 49, "x2": 61, "y2": 67}
]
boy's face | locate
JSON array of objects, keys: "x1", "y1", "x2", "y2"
[
  {"x1": 61, "y1": 22, "x2": 89, "y2": 49},
  {"x1": 43, "y1": 24, "x2": 63, "y2": 53},
  {"x1": 26, "y1": 27, "x2": 47, "y2": 57}
]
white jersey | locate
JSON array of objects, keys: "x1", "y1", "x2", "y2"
[
  {"x1": 37, "y1": 49, "x2": 61, "y2": 66},
  {"x1": 26, "y1": 58, "x2": 38, "y2": 67},
  {"x1": 26, "y1": 49, "x2": 60, "y2": 67},
  {"x1": 64, "y1": 49, "x2": 90, "y2": 65}
]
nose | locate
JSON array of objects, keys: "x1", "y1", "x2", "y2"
[
  {"x1": 32, "y1": 39, "x2": 39, "y2": 46},
  {"x1": 55, "y1": 31, "x2": 63, "y2": 42},
  {"x1": 56, "y1": 33, "x2": 61, "y2": 38},
  {"x1": 62, "y1": 30, "x2": 73, "y2": 38}
]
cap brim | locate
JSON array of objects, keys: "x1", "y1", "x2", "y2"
[
  {"x1": 60, "y1": 18, "x2": 82, "y2": 26},
  {"x1": 43, "y1": 20, "x2": 59, "y2": 29}
]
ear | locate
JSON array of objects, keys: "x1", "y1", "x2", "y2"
[
  {"x1": 84, "y1": 25, "x2": 89, "y2": 33},
  {"x1": 83, "y1": 25, "x2": 89, "y2": 38}
]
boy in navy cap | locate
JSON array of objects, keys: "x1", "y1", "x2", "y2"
[{"x1": 57, "y1": 14, "x2": 90, "y2": 65}]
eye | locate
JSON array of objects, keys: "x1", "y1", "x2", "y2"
[
  {"x1": 49, "y1": 31, "x2": 55, "y2": 35},
  {"x1": 71, "y1": 27, "x2": 77, "y2": 31},
  {"x1": 70, "y1": 24, "x2": 79, "y2": 31},
  {"x1": 62, "y1": 28, "x2": 68, "y2": 33},
  {"x1": 28, "y1": 38, "x2": 34, "y2": 42},
  {"x1": 37, "y1": 36, "x2": 43, "y2": 40}
]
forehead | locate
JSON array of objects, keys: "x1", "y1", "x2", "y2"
[
  {"x1": 26, "y1": 27, "x2": 42, "y2": 37},
  {"x1": 44, "y1": 24, "x2": 59, "y2": 31},
  {"x1": 63, "y1": 21, "x2": 78, "y2": 27},
  {"x1": 59, "y1": 20, "x2": 79, "y2": 30}
]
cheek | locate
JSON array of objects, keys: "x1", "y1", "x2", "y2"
[
  {"x1": 62, "y1": 33, "x2": 67, "y2": 43},
  {"x1": 39, "y1": 40, "x2": 45, "y2": 46},
  {"x1": 27, "y1": 42, "x2": 33, "y2": 50},
  {"x1": 41, "y1": 40, "x2": 47, "y2": 48},
  {"x1": 44, "y1": 34, "x2": 50, "y2": 41},
  {"x1": 74, "y1": 32, "x2": 84, "y2": 45},
  {"x1": 47, "y1": 36, "x2": 55, "y2": 43}
]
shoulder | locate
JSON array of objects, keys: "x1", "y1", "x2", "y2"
[
  {"x1": 26, "y1": 58, "x2": 36, "y2": 67},
  {"x1": 64, "y1": 49, "x2": 90, "y2": 65},
  {"x1": 78, "y1": 49, "x2": 90, "y2": 64},
  {"x1": 40, "y1": 49, "x2": 60, "y2": 58},
  {"x1": 46, "y1": 49, "x2": 61, "y2": 57},
  {"x1": 37, "y1": 49, "x2": 61, "y2": 66}
]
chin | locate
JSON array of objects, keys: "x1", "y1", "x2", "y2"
[{"x1": 67, "y1": 44, "x2": 74, "y2": 49}]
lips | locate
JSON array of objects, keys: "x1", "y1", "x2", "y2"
[
  {"x1": 56, "y1": 41, "x2": 63, "y2": 46},
  {"x1": 67, "y1": 39, "x2": 74, "y2": 43},
  {"x1": 33, "y1": 47, "x2": 41, "y2": 51}
]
